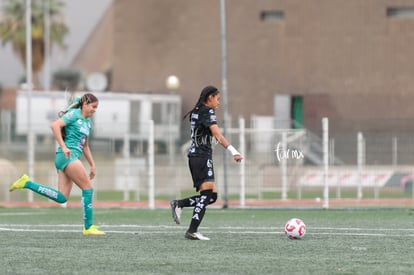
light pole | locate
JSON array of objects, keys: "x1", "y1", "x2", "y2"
[
  {"x1": 220, "y1": 0, "x2": 229, "y2": 208},
  {"x1": 166, "y1": 75, "x2": 180, "y2": 166},
  {"x1": 43, "y1": 0, "x2": 50, "y2": 90},
  {"x1": 26, "y1": 0, "x2": 34, "y2": 202}
]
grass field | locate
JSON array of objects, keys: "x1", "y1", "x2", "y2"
[{"x1": 1, "y1": 206, "x2": 414, "y2": 275}]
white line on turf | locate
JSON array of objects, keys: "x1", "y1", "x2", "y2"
[
  {"x1": 0, "y1": 212, "x2": 49, "y2": 216},
  {"x1": 311, "y1": 227, "x2": 414, "y2": 231},
  {"x1": 0, "y1": 224, "x2": 413, "y2": 237}
]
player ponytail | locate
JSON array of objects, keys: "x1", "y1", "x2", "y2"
[
  {"x1": 58, "y1": 93, "x2": 98, "y2": 118},
  {"x1": 183, "y1": 85, "x2": 220, "y2": 120}
]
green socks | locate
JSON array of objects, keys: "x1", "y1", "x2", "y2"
[
  {"x1": 82, "y1": 189, "x2": 94, "y2": 230},
  {"x1": 23, "y1": 180, "x2": 95, "y2": 230},
  {"x1": 25, "y1": 181, "x2": 67, "y2": 203}
]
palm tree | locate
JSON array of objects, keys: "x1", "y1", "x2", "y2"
[{"x1": 0, "y1": 0, "x2": 68, "y2": 87}]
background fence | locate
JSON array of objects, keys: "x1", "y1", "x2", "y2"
[{"x1": 0, "y1": 108, "x2": 413, "y2": 208}]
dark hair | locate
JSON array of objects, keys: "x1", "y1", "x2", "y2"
[
  {"x1": 58, "y1": 93, "x2": 98, "y2": 117},
  {"x1": 58, "y1": 93, "x2": 99, "y2": 139},
  {"x1": 183, "y1": 85, "x2": 220, "y2": 120}
]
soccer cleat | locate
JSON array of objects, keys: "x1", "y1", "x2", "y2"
[
  {"x1": 83, "y1": 225, "x2": 105, "y2": 236},
  {"x1": 170, "y1": 200, "x2": 182, "y2": 224},
  {"x1": 185, "y1": 231, "x2": 210, "y2": 240},
  {"x1": 9, "y1": 174, "x2": 30, "y2": 192}
]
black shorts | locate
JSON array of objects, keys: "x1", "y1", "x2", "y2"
[{"x1": 188, "y1": 156, "x2": 215, "y2": 191}]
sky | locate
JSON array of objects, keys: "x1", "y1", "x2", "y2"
[{"x1": 0, "y1": 0, "x2": 112, "y2": 88}]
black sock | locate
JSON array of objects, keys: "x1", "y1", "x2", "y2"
[
  {"x1": 177, "y1": 195, "x2": 199, "y2": 208},
  {"x1": 188, "y1": 189, "x2": 213, "y2": 233},
  {"x1": 178, "y1": 192, "x2": 217, "y2": 207}
]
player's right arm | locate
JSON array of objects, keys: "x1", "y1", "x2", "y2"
[{"x1": 50, "y1": 119, "x2": 70, "y2": 158}]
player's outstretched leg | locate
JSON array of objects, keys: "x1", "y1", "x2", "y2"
[
  {"x1": 10, "y1": 174, "x2": 67, "y2": 203},
  {"x1": 171, "y1": 192, "x2": 217, "y2": 225}
]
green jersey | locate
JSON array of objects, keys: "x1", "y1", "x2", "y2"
[{"x1": 58, "y1": 108, "x2": 92, "y2": 154}]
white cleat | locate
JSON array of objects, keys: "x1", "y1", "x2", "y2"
[{"x1": 185, "y1": 231, "x2": 210, "y2": 240}]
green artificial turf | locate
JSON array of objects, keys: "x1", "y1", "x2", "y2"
[{"x1": 1, "y1": 207, "x2": 414, "y2": 274}]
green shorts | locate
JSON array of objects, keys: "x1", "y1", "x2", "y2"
[{"x1": 54, "y1": 150, "x2": 82, "y2": 171}]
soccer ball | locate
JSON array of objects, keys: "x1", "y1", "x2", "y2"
[{"x1": 284, "y1": 218, "x2": 306, "y2": 240}]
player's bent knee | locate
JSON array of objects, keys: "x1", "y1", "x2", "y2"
[{"x1": 209, "y1": 192, "x2": 218, "y2": 204}]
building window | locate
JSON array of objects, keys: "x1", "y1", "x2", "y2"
[
  {"x1": 387, "y1": 7, "x2": 414, "y2": 18},
  {"x1": 260, "y1": 10, "x2": 284, "y2": 22}
]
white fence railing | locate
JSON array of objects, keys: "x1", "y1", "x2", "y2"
[{"x1": 2, "y1": 116, "x2": 414, "y2": 208}]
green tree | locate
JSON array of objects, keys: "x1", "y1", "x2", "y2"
[{"x1": 0, "y1": 0, "x2": 68, "y2": 86}]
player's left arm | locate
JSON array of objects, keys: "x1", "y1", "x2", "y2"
[
  {"x1": 210, "y1": 124, "x2": 243, "y2": 162},
  {"x1": 83, "y1": 138, "x2": 96, "y2": 179}
]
